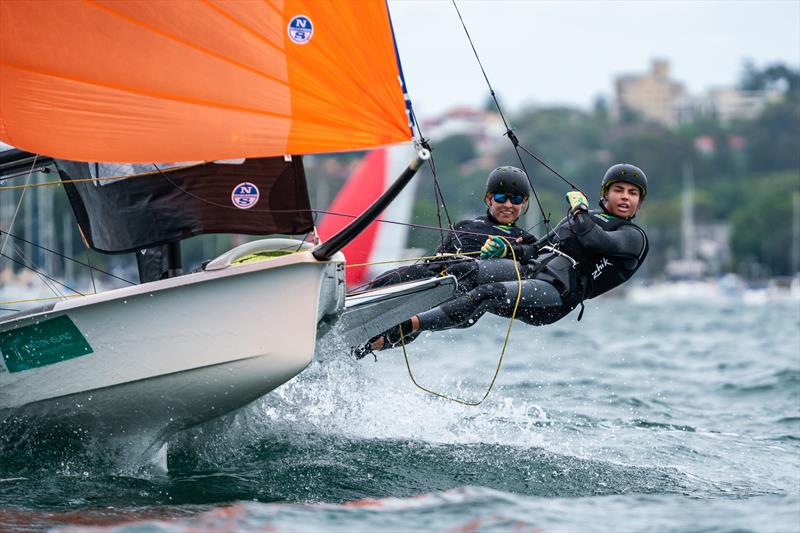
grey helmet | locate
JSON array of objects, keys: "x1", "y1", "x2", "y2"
[
  {"x1": 600, "y1": 163, "x2": 647, "y2": 199},
  {"x1": 484, "y1": 166, "x2": 531, "y2": 197}
]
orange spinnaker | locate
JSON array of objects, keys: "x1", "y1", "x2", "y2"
[{"x1": 0, "y1": 0, "x2": 411, "y2": 162}]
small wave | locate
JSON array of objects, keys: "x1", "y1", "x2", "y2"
[
  {"x1": 719, "y1": 368, "x2": 800, "y2": 394},
  {"x1": 0, "y1": 505, "x2": 207, "y2": 533},
  {"x1": 767, "y1": 435, "x2": 800, "y2": 442},
  {"x1": 168, "y1": 432, "x2": 696, "y2": 503},
  {"x1": 628, "y1": 419, "x2": 696, "y2": 432},
  {"x1": 47, "y1": 487, "x2": 534, "y2": 532},
  {"x1": 45, "y1": 489, "x2": 800, "y2": 533}
]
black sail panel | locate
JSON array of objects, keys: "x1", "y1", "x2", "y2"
[{"x1": 56, "y1": 157, "x2": 313, "y2": 254}]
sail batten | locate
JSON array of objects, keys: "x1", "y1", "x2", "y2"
[{"x1": 0, "y1": 0, "x2": 412, "y2": 163}]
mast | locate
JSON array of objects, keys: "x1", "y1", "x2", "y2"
[
  {"x1": 681, "y1": 162, "x2": 696, "y2": 262},
  {"x1": 166, "y1": 241, "x2": 183, "y2": 278},
  {"x1": 793, "y1": 191, "x2": 800, "y2": 275}
]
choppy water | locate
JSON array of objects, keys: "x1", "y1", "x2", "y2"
[{"x1": 1, "y1": 296, "x2": 798, "y2": 532}]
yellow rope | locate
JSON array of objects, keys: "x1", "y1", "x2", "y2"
[
  {"x1": 1, "y1": 294, "x2": 88, "y2": 306},
  {"x1": 0, "y1": 176, "x2": 137, "y2": 191},
  {"x1": 345, "y1": 251, "x2": 481, "y2": 269},
  {"x1": 0, "y1": 162, "x2": 207, "y2": 191},
  {"x1": 400, "y1": 236, "x2": 523, "y2": 406}
]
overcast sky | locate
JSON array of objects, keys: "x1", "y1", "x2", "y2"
[{"x1": 388, "y1": 0, "x2": 800, "y2": 117}]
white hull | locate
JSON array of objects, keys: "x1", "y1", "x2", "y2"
[{"x1": 0, "y1": 240, "x2": 345, "y2": 441}]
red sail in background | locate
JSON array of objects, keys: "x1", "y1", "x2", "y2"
[
  {"x1": 317, "y1": 150, "x2": 388, "y2": 286},
  {"x1": 317, "y1": 145, "x2": 419, "y2": 287},
  {"x1": 0, "y1": 1, "x2": 411, "y2": 163}
]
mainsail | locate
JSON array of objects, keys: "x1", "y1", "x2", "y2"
[
  {"x1": 56, "y1": 157, "x2": 313, "y2": 254},
  {"x1": 0, "y1": 0, "x2": 412, "y2": 162}
]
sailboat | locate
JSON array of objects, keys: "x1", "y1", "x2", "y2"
[{"x1": 0, "y1": 1, "x2": 454, "y2": 444}]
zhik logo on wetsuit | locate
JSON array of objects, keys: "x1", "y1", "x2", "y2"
[
  {"x1": 231, "y1": 182, "x2": 259, "y2": 209},
  {"x1": 592, "y1": 257, "x2": 612, "y2": 279},
  {"x1": 288, "y1": 15, "x2": 313, "y2": 44}
]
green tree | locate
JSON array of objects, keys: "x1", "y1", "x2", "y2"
[
  {"x1": 737, "y1": 100, "x2": 800, "y2": 174},
  {"x1": 730, "y1": 172, "x2": 800, "y2": 276}
]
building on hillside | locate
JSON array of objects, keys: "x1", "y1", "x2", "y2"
[
  {"x1": 613, "y1": 59, "x2": 687, "y2": 128},
  {"x1": 612, "y1": 59, "x2": 784, "y2": 128},
  {"x1": 704, "y1": 87, "x2": 782, "y2": 123}
]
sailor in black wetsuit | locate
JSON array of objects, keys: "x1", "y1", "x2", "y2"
[
  {"x1": 359, "y1": 163, "x2": 649, "y2": 356},
  {"x1": 368, "y1": 166, "x2": 536, "y2": 288}
]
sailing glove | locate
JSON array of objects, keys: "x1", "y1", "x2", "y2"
[
  {"x1": 481, "y1": 236, "x2": 508, "y2": 259},
  {"x1": 566, "y1": 191, "x2": 589, "y2": 215}
]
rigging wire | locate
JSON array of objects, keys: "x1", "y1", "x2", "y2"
[
  {"x1": 451, "y1": 1, "x2": 550, "y2": 231},
  {"x1": 0, "y1": 158, "x2": 127, "y2": 298},
  {"x1": 0, "y1": 155, "x2": 36, "y2": 258},
  {"x1": 516, "y1": 144, "x2": 584, "y2": 192},
  {"x1": 0, "y1": 161, "x2": 211, "y2": 192},
  {"x1": 0, "y1": 230, "x2": 136, "y2": 286},
  {"x1": 0, "y1": 252, "x2": 84, "y2": 297},
  {"x1": 0, "y1": 156, "x2": 76, "y2": 302},
  {"x1": 451, "y1": 0, "x2": 589, "y2": 238},
  {"x1": 407, "y1": 105, "x2": 455, "y2": 251},
  {"x1": 1, "y1": 158, "x2": 552, "y2": 246},
  {"x1": 1, "y1": 294, "x2": 83, "y2": 307},
  {"x1": 10, "y1": 240, "x2": 64, "y2": 299},
  {"x1": 1, "y1": 170, "x2": 548, "y2": 246},
  {"x1": 84, "y1": 243, "x2": 98, "y2": 296}
]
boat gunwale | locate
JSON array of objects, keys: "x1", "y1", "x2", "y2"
[{"x1": 0, "y1": 245, "x2": 344, "y2": 328}]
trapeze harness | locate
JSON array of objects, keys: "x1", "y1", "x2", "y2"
[
  {"x1": 415, "y1": 208, "x2": 649, "y2": 331},
  {"x1": 369, "y1": 213, "x2": 534, "y2": 289}
]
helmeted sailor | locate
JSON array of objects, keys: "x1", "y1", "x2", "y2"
[
  {"x1": 358, "y1": 163, "x2": 649, "y2": 356},
  {"x1": 438, "y1": 165, "x2": 533, "y2": 252},
  {"x1": 368, "y1": 166, "x2": 536, "y2": 288}
]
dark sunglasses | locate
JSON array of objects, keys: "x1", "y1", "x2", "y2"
[{"x1": 491, "y1": 193, "x2": 526, "y2": 205}]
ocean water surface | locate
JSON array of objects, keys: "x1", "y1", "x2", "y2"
[{"x1": 1, "y1": 296, "x2": 798, "y2": 532}]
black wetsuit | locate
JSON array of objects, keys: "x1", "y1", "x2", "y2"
[
  {"x1": 438, "y1": 213, "x2": 532, "y2": 255},
  {"x1": 369, "y1": 213, "x2": 534, "y2": 288},
  {"x1": 415, "y1": 205, "x2": 648, "y2": 331}
]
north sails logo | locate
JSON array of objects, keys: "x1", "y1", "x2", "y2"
[
  {"x1": 231, "y1": 182, "x2": 259, "y2": 209},
  {"x1": 288, "y1": 15, "x2": 313, "y2": 44},
  {"x1": 592, "y1": 257, "x2": 612, "y2": 279}
]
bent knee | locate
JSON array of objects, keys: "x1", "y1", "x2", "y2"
[{"x1": 471, "y1": 282, "x2": 508, "y2": 302}]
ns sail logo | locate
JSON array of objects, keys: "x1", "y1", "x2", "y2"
[
  {"x1": 288, "y1": 15, "x2": 313, "y2": 44},
  {"x1": 231, "y1": 182, "x2": 260, "y2": 209}
]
